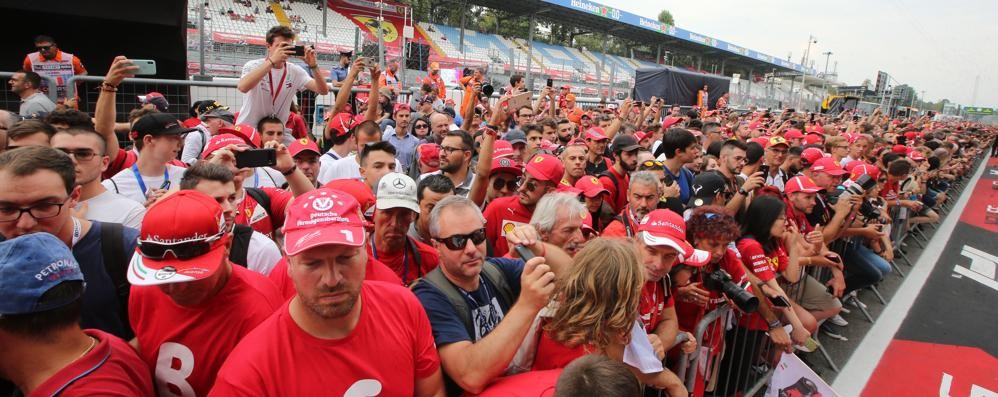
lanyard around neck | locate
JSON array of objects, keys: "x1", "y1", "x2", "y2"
[
  {"x1": 132, "y1": 163, "x2": 168, "y2": 195},
  {"x1": 268, "y1": 66, "x2": 288, "y2": 107}
]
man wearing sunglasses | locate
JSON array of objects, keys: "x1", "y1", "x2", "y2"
[
  {"x1": 0, "y1": 146, "x2": 138, "y2": 340},
  {"x1": 128, "y1": 190, "x2": 281, "y2": 397},
  {"x1": 485, "y1": 157, "x2": 522, "y2": 206},
  {"x1": 413, "y1": 196, "x2": 572, "y2": 395},
  {"x1": 212, "y1": 188, "x2": 441, "y2": 395},
  {"x1": 52, "y1": 128, "x2": 145, "y2": 229},
  {"x1": 22, "y1": 35, "x2": 87, "y2": 104},
  {"x1": 483, "y1": 153, "x2": 564, "y2": 257}
]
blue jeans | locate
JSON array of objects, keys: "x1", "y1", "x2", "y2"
[{"x1": 841, "y1": 238, "x2": 891, "y2": 295}]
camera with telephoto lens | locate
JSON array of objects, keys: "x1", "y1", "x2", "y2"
[
  {"x1": 703, "y1": 269, "x2": 758, "y2": 313},
  {"x1": 826, "y1": 174, "x2": 881, "y2": 221}
]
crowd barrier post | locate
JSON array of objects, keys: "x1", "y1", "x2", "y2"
[{"x1": 676, "y1": 305, "x2": 731, "y2": 391}]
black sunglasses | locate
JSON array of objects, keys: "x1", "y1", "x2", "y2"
[
  {"x1": 137, "y1": 231, "x2": 225, "y2": 260},
  {"x1": 36, "y1": 45, "x2": 53, "y2": 51},
  {"x1": 493, "y1": 177, "x2": 521, "y2": 191},
  {"x1": 434, "y1": 228, "x2": 487, "y2": 250}
]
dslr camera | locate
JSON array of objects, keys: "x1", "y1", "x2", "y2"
[
  {"x1": 826, "y1": 174, "x2": 881, "y2": 220},
  {"x1": 703, "y1": 269, "x2": 758, "y2": 313}
]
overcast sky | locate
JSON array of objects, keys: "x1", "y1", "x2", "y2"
[{"x1": 598, "y1": 0, "x2": 997, "y2": 107}]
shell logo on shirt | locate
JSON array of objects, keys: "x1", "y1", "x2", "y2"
[
  {"x1": 344, "y1": 379, "x2": 383, "y2": 397},
  {"x1": 249, "y1": 203, "x2": 268, "y2": 224},
  {"x1": 501, "y1": 220, "x2": 527, "y2": 237}
]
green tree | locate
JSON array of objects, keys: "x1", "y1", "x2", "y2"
[{"x1": 657, "y1": 9, "x2": 674, "y2": 26}]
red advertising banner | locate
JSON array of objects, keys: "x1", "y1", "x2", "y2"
[{"x1": 326, "y1": 0, "x2": 433, "y2": 57}]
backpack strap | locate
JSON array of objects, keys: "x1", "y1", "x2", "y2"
[
  {"x1": 99, "y1": 222, "x2": 130, "y2": 329},
  {"x1": 599, "y1": 170, "x2": 620, "y2": 203},
  {"x1": 412, "y1": 260, "x2": 516, "y2": 341},
  {"x1": 244, "y1": 187, "x2": 274, "y2": 221},
  {"x1": 109, "y1": 178, "x2": 120, "y2": 194},
  {"x1": 228, "y1": 224, "x2": 253, "y2": 268}
]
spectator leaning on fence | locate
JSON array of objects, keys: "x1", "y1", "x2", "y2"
[{"x1": 236, "y1": 26, "x2": 328, "y2": 129}]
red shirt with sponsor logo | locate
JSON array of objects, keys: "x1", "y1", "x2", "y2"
[
  {"x1": 673, "y1": 249, "x2": 748, "y2": 350},
  {"x1": 236, "y1": 187, "x2": 293, "y2": 238},
  {"x1": 208, "y1": 282, "x2": 440, "y2": 396},
  {"x1": 268, "y1": 256, "x2": 403, "y2": 300},
  {"x1": 27, "y1": 329, "x2": 153, "y2": 397},
  {"x1": 483, "y1": 195, "x2": 534, "y2": 257},
  {"x1": 639, "y1": 279, "x2": 675, "y2": 334},
  {"x1": 367, "y1": 237, "x2": 440, "y2": 286},
  {"x1": 129, "y1": 265, "x2": 282, "y2": 397},
  {"x1": 736, "y1": 237, "x2": 787, "y2": 283}
]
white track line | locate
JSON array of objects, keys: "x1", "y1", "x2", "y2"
[{"x1": 832, "y1": 158, "x2": 989, "y2": 396}]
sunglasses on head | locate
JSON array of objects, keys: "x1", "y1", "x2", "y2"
[
  {"x1": 434, "y1": 228, "x2": 487, "y2": 250},
  {"x1": 640, "y1": 160, "x2": 663, "y2": 168},
  {"x1": 137, "y1": 231, "x2": 225, "y2": 260},
  {"x1": 493, "y1": 176, "x2": 521, "y2": 191}
]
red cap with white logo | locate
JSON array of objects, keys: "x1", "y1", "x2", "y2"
[
  {"x1": 637, "y1": 209, "x2": 710, "y2": 266},
  {"x1": 283, "y1": 188, "x2": 367, "y2": 256}
]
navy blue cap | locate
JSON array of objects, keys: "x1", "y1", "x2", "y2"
[{"x1": 0, "y1": 233, "x2": 84, "y2": 316}]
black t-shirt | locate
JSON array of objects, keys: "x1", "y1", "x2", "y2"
[
  {"x1": 808, "y1": 193, "x2": 832, "y2": 227},
  {"x1": 585, "y1": 156, "x2": 610, "y2": 176},
  {"x1": 72, "y1": 221, "x2": 140, "y2": 340}
]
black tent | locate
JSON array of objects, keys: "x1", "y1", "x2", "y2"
[{"x1": 631, "y1": 66, "x2": 731, "y2": 110}]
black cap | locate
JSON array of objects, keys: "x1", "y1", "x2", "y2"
[
  {"x1": 611, "y1": 134, "x2": 641, "y2": 153},
  {"x1": 133, "y1": 113, "x2": 197, "y2": 137},
  {"x1": 687, "y1": 171, "x2": 727, "y2": 208},
  {"x1": 339, "y1": 50, "x2": 353, "y2": 57}
]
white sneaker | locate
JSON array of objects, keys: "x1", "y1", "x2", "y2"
[
  {"x1": 839, "y1": 305, "x2": 851, "y2": 315},
  {"x1": 849, "y1": 297, "x2": 868, "y2": 310},
  {"x1": 829, "y1": 314, "x2": 849, "y2": 327}
]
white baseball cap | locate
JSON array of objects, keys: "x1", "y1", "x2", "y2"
[{"x1": 376, "y1": 173, "x2": 419, "y2": 213}]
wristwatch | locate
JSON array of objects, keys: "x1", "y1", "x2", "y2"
[
  {"x1": 767, "y1": 319, "x2": 782, "y2": 330},
  {"x1": 738, "y1": 188, "x2": 749, "y2": 196}
]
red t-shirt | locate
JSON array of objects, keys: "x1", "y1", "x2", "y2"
[
  {"x1": 639, "y1": 279, "x2": 674, "y2": 334},
  {"x1": 269, "y1": 256, "x2": 403, "y2": 300},
  {"x1": 483, "y1": 195, "x2": 534, "y2": 257},
  {"x1": 129, "y1": 266, "x2": 282, "y2": 396},
  {"x1": 531, "y1": 321, "x2": 589, "y2": 371},
  {"x1": 208, "y1": 282, "x2": 441, "y2": 396},
  {"x1": 182, "y1": 117, "x2": 202, "y2": 128},
  {"x1": 880, "y1": 179, "x2": 901, "y2": 201},
  {"x1": 600, "y1": 210, "x2": 638, "y2": 238},
  {"x1": 236, "y1": 187, "x2": 293, "y2": 238},
  {"x1": 736, "y1": 238, "x2": 788, "y2": 283},
  {"x1": 368, "y1": 237, "x2": 440, "y2": 286},
  {"x1": 27, "y1": 329, "x2": 153, "y2": 397},
  {"x1": 599, "y1": 166, "x2": 630, "y2": 214},
  {"x1": 467, "y1": 369, "x2": 561, "y2": 397}
]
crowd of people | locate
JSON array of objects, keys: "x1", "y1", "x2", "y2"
[{"x1": 1, "y1": 26, "x2": 995, "y2": 397}]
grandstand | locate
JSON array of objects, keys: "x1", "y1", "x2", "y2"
[{"x1": 186, "y1": 0, "x2": 828, "y2": 108}]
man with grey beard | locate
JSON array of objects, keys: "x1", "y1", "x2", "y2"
[{"x1": 529, "y1": 193, "x2": 587, "y2": 257}]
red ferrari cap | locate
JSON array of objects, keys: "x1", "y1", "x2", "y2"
[
  {"x1": 524, "y1": 154, "x2": 565, "y2": 183},
  {"x1": 785, "y1": 175, "x2": 822, "y2": 194},
  {"x1": 810, "y1": 157, "x2": 847, "y2": 176},
  {"x1": 128, "y1": 191, "x2": 229, "y2": 286},
  {"x1": 283, "y1": 188, "x2": 367, "y2": 256},
  {"x1": 637, "y1": 209, "x2": 710, "y2": 266},
  {"x1": 327, "y1": 112, "x2": 356, "y2": 138},
  {"x1": 892, "y1": 144, "x2": 910, "y2": 155},
  {"x1": 418, "y1": 143, "x2": 441, "y2": 169},
  {"x1": 800, "y1": 147, "x2": 825, "y2": 165},
  {"x1": 803, "y1": 133, "x2": 824, "y2": 146},
  {"x1": 219, "y1": 124, "x2": 261, "y2": 148},
  {"x1": 289, "y1": 138, "x2": 320, "y2": 158},
  {"x1": 784, "y1": 128, "x2": 804, "y2": 140},
  {"x1": 493, "y1": 140, "x2": 516, "y2": 158},
  {"x1": 850, "y1": 164, "x2": 880, "y2": 181},
  {"x1": 586, "y1": 127, "x2": 609, "y2": 141},
  {"x1": 202, "y1": 133, "x2": 249, "y2": 159},
  {"x1": 490, "y1": 157, "x2": 522, "y2": 177},
  {"x1": 575, "y1": 175, "x2": 609, "y2": 198}
]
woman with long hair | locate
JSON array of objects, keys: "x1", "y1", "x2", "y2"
[{"x1": 541, "y1": 238, "x2": 687, "y2": 396}]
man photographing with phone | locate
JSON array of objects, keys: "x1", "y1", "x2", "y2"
[{"x1": 236, "y1": 26, "x2": 329, "y2": 130}]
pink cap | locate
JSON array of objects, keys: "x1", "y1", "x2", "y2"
[
  {"x1": 637, "y1": 209, "x2": 710, "y2": 266},
  {"x1": 810, "y1": 157, "x2": 847, "y2": 176},
  {"x1": 575, "y1": 176, "x2": 609, "y2": 198},
  {"x1": 219, "y1": 124, "x2": 261, "y2": 148},
  {"x1": 785, "y1": 175, "x2": 822, "y2": 194},
  {"x1": 540, "y1": 139, "x2": 559, "y2": 152},
  {"x1": 283, "y1": 188, "x2": 367, "y2": 256}
]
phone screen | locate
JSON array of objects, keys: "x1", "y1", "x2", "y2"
[
  {"x1": 758, "y1": 164, "x2": 770, "y2": 176},
  {"x1": 235, "y1": 149, "x2": 277, "y2": 169},
  {"x1": 546, "y1": 78, "x2": 553, "y2": 88}
]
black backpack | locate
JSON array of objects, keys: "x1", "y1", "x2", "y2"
[
  {"x1": 228, "y1": 224, "x2": 255, "y2": 268},
  {"x1": 99, "y1": 222, "x2": 131, "y2": 332},
  {"x1": 411, "y1": 261, "x2": 515, "y2": 340}
]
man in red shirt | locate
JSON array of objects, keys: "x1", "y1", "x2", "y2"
[
  {"x1": 210, "y1": 188, "x2": 444, "y2": 396},
  {"x1": 633, "y1": 210, "x2": 709, "y2": 361},
  {"x1": 0, "y1": 233, "x2": 153, "y2": 396},
  {"x1": 371, "y1": 172, "x2": 441, "y2": 285},
  {"x1": 599, "y1": 134, "x2": 641, "y2": 213},
  {"x1": 483, "y1": 154, "x2": 564, "y2": 256},
  {"x1": 127, "y1": 191, "x2": 282, "y2": 396},
  {"x1": 602, "y1": 171, "x2": 660, "y2": 238}
]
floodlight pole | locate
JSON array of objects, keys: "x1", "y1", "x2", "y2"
[
  {"x1": 525, "y1": 14, "x2": 536, "y2": 88},
  {"x1": 198, "y1": 2, "x2": 206, "y2": 77}
]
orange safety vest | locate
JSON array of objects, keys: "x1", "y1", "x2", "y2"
[{"x1": 26, "y1": 51, "x2": 81, "y2": 100}]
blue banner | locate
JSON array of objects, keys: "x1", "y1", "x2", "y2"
[{"x1": 542, "y1": 0, "x2": 816, "y2": 74}]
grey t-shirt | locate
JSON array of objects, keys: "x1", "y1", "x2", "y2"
[{"x1": 19, "y1": 92, "x2": 56, "y2": 117}]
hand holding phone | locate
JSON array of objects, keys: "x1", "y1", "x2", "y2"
[
  {"x1": 758, "y1": 164, "x2": 770, "y2": 176},
  {"x1": 768, "y1": 294, "x2": 791, "y2": 308},
  {"x1": 235, "y1": 148, "x2": 277, "y2": 169}
]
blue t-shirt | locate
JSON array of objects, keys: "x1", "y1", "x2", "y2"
[
  {"x1": 413, "y1": 257, "x2": 524, "y2": 347},
  {"x1": 72, "y1": 221, "x2": 139, "y2": 340},
  {"x1": 664, "y1": 165, "x2": 694, "y2": 204}
]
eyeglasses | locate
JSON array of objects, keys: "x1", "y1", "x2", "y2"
[
  {"x1": 36, "y1": 45, "x2": 53, "y2": 51},
  {"x1": 440, "y1": 145, "x2": 468, "y2": 155},
  {"x1": 0, "y1": 198, "x2": 70, "y2": 222},
  {"x1": 434, "y1": 228, "x2": 487, "y2": 250},
  {"x1": 493, "y1": 177, "x2": 521, "y2": 191},
  {"x1": 520, "y1": 178, "x2": 551, "y2": 193},
  {"x1": 414, "y1": 124, "x2": 429, "y2": 129},
  {"x1": 57, "y1": 148, "x2": 98, "y2": 161},
  {"x1": 137, "y1": 231, "x2": 226, "y2": 260}
]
